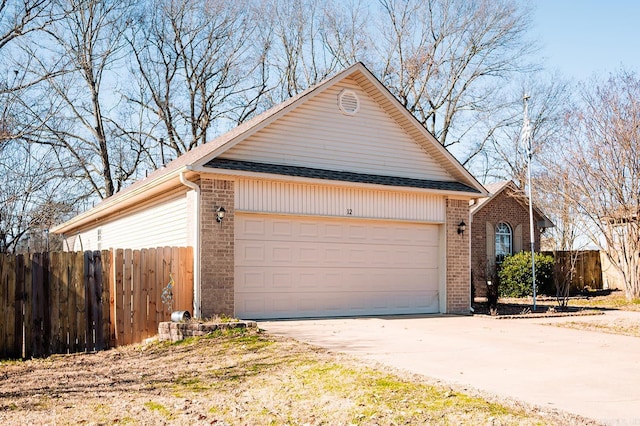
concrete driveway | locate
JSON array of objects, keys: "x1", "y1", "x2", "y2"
[{"x1": 260, "y1": 311, "x2": 640, "y2": 425}]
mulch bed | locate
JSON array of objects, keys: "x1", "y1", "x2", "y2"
[{"x1": 472, "y1": 300, "x2": 604, "y2": 319}]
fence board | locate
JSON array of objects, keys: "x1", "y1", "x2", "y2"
[
  {"x1": 124, "y1": 249, "x2": 134, "y2": 345},
  {"x1": 100, "y1": 250, "x2": 111, "y2": 351},
  {"x1": 156, "y1": 247, "x2": 166, "y2": 325},
  {"x1": 113, "y1": 249, "x2": 124, "y2": 347},
  {"x1": 84, "y1": 252, "x2": 93, "y2": 351},
  {"x1": 0, "y1": 256, "x2": 5, "y2": 357},
  {"x1": 0, "y1": 255, "x2": 17, "y2": 358},
  {"x1": 169, "y1": 247, "x2": 184, "y2": 311},
  {"x1": 139, "y1": 248, "x2": 150, "y2": 341},
  {"x1": 108, "y1": 249, "x2": 116, "y2": 348},
  {"x1": 161, "y1": 246, "x2": 172, "y2": 322},
  {"x1": 89, "y1": 252, "x2": 103, "y2": 351},
  {"x1": 185, "y1": 247, "x2": 194, "y2": 313},
  {"x1": 22, "y1": 254, "x2": 33, "y2": 358},
  {"x1": 132, "y1": 250, "x2": 143, "y2": 343},
  {"x1": 74, "y1": 251, "x2": 86, "y2": 353},
  {"x1": 59, "y1": 252, "x2": 70, "y2": 353},
  {"x1": 84, "y1": 251, "x2": 100, "y2": 351},
  {"x1": 49, "y1": 252, "x2": 61, "y2": 354},
  {"x1": 31, "y1": 253, "x2": 45, "y2": 357},
  {"x1": 15, "y1": 255, "x2": 24, "y2": 359},
  {"x1": 174, "y1": 246, "x2": 193, "y2": 313},
  {"x1": 146, "y1": 248, "x2": 157, "y2": 339}
]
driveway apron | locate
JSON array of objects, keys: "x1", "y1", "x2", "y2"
[{"x1": 260, "y1": 313, "x2": 640, "y2": 425}]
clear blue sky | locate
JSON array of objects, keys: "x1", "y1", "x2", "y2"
[{"x1": 530, "y1": 0, "x2": 640, "y2": 80}]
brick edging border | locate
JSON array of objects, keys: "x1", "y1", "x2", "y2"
[{"x1": 158, "y1": 321, "x2": 257, "y2": 342}]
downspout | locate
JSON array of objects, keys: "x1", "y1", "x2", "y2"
[{"x1": 179, "y1": 168, "x2": 201, "y2": 318}]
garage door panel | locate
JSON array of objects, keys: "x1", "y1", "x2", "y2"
[
  {"x1": 238, "y1": 241, "x2": 438, "y2": 269},
  {"x1": 240, "y1": 217, "x2": 266, "y2": 236},
  {"x1": 237, "y1": 216, "x2": 439, "y2": 246},
  {"x1": 235, "y1": 290, "x2": 439, "y2": 319},
  {"x1": 272, "y1": 220, "x2": 293, "y2": 236},
  {"x1": 235, "y1": 214, "x2": 441, "y2": 319},
  {"x1": 237, "y1": 266, "x2": 436, "y2": 292}
]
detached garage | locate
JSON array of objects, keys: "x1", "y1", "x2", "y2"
[{"x1": 51, "y1": 62, "x2": 486, "y2": 319}]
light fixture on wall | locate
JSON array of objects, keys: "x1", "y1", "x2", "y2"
[
  {"x1": 216, "y1": 206, "x2": 226, "y2": 223},
  {"x1": 457, "y1": 220, "x2": 466, "y2": 235}
]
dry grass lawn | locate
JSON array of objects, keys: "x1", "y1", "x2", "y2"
[
  {"x1": 0, "y1": 328, "x2": 594, "y2": 425},
  {"x1": 565, "y1": 291, "x2": 640, "y2": 311},
  {"x1": 550, "y1": 319, "x2": 640, "y2": 338}
]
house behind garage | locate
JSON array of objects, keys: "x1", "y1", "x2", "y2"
[
  {"x1": 51, "y1": 63, "x2": 487, "y2": 320},
  {"x1": 470, "y1": 180, "x2": 554, "y2": 297}
]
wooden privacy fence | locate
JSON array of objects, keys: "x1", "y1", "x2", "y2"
[
  {"x1": 111, "y1": 247, "x2": 193, "y2": 347},
  {"x1": 0, "y1": 247, "x2": 193, "y2": 359},
  {"x1": 545, "y1": 250, "x2": 603, "y2": 292}
]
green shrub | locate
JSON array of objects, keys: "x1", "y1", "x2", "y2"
[{"x1": 498, "y1": 252, "x2": 554, "y2": 298}]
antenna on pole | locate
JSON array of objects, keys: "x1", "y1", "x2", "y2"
[{"x1": 522, "y1": 94, "x2": 537, "y2": 311}]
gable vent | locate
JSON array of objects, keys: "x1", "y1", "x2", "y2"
[{"x1": 338, "y1": 89, "x2": 360, "y2": 115}]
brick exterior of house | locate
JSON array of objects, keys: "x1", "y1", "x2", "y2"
[
  {"x1": 199, "y1": 178, "x2": 235, "y2": 317},
  {"x1": 446, "y1": 198, "x2": 471, "y2": 314},
  {"x1": 471, "y1": 187, "x2": 543, "y2": 298}
]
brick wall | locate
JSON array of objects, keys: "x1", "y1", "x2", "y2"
[
  {"x1": 471, "y1": 188, "x2": 543, "y2": 297},
  {"x1": 446, "y1": 198, "x2": 470, "y2": 314},
  {"x1": 199, "y1": 178, "x2": 235, "y2": 317}
]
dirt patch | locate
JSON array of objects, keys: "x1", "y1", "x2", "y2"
[
  {"x1": 549, "y1": 317, "x2": 640, "y2": 338},
  {"x1": 0, "y1": 329, "x2": 596, "y2": 425}
]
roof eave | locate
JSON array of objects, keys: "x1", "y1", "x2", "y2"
[
  {"x1": 197, "y1": 166, "x2": 482, "y2": 198},
  {"x1": 50, "y1": 166, "x2": 193, "y2": 234}
]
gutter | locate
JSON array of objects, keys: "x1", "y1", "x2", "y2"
[{"x1": 179, "y1": 167, "x2": 201, "y2": 319}]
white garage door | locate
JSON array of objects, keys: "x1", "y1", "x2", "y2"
[{"x1": 235, "y1": 214, "x2": 441, "y2": 319}]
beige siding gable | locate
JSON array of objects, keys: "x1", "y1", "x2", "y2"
[{"x1": 219, "y1": 77, "x2": 454, "y2": 182}]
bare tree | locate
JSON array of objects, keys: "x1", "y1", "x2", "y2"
[
  {"x1": 372, "y1": 0, "x2": 536, "y2": 165},
  {"x1": 21, "y1": 0, "x2": 139, "y2": 198},
  {"x1": 483, "y1": 72, "x2": 572, "y2": 186},
  {"x1": 1, "y1": 0, "x2": 56, "y2": 144},
  {"x1": 259, "y1": 0, "x2": 369, "y2": 103},
  {"x1": 551, "y1": 70, "x2": 640, "y2": 300},
  {"x1": 126, "y1": 0, "x2": 267, "y2": 162},
  {"x1": 0, "y1": 0, "x2": 77, "y2": 252},
  {"x1": 0, "y1": 141, "x2": 77, "y2": 253},
  {"x1": 0, "y1": 0, "x2": 53, "y2": 52}
]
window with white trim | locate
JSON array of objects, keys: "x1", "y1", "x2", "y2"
[{"x1": 495, "y1": 222, "x2": 512, "y2": 263}]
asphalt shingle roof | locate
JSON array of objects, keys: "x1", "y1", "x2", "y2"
[{"x1": 205, "y1": 158, "x2": 481, "y2": 193}]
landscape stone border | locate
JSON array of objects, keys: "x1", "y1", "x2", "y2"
[
  {"x1": 158, "y1": 320, "x2": 257, "y2": 342},
  {"x1": 491, "y1": 310, "x2": 604, "y2": 320}
]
